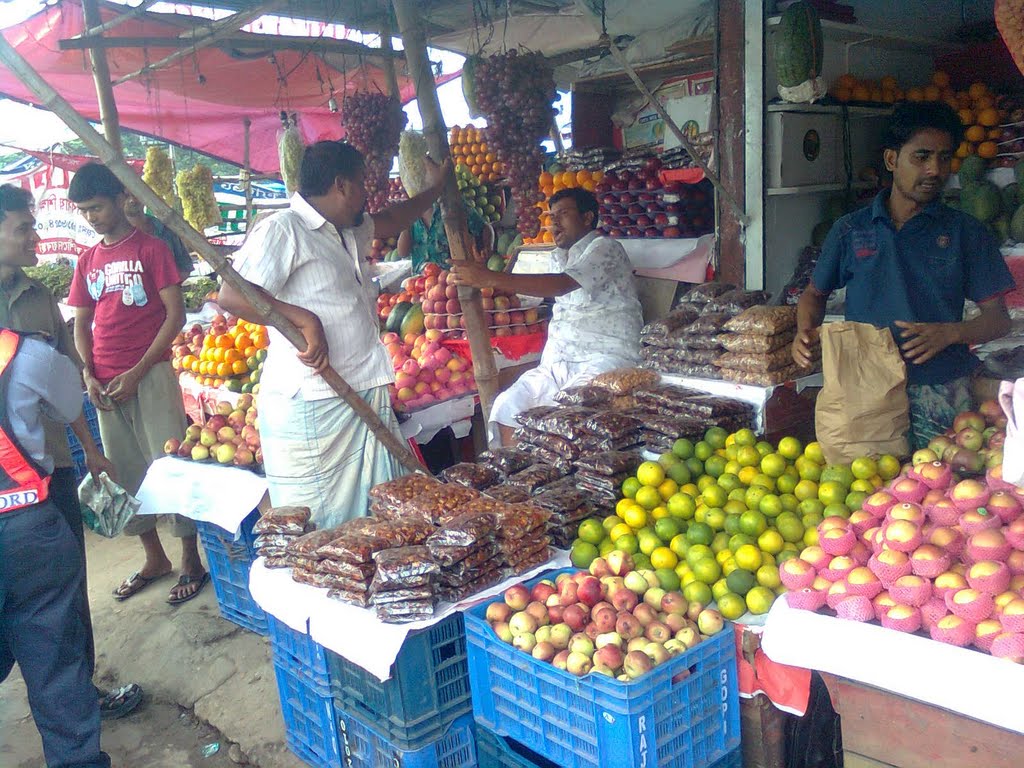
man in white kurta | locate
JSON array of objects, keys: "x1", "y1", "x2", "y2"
[
  {"x1": 220, "y1": 141, "x2": 448, "y2": 527},
  {"x1": 450, "y1": 187, "x2": 642, "y2": 446}
]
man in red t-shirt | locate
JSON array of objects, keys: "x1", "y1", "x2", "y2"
[{"x1": 67, "y1": 163, "x2": 208, "y2": 605}]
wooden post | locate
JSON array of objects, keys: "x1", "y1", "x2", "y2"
[
  {"x1": 392, "y1": 0, "x2": 500, "y2": 422},
  {"x1": 74, "y1": 0, "x2": 161, "y2": 39},
  {"x1": 381, "y1": 16, "x2": 401, "y2": 101},
  {"x1": 81, "y1": 0, "x2": 122, "y2": 156},
  {"x1": 0, "y1": 35, "x2": 424, "y2": 475},
  {"x1": 242, "y1": 117, "x2": 254, "y2": 227},
  {"x1": 716, "y1": 0, "x2": 747, "y2": 287}
]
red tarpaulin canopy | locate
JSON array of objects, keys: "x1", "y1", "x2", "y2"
[{"x1": 0, "y1": 1, "x2": 457, "y2": 172}]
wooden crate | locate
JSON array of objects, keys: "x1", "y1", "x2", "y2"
[{"x1": 821, "y1": 673, "x2": 1024, "y2": 768}]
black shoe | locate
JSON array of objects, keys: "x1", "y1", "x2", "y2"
[{"x1": 96, "y1": 683, "x2": 144, "y2": 720}]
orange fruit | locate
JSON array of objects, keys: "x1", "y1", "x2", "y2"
[
  {"x1": 924, "y1": 85, "x2": 941, "y2": 101},
  {"x1": 852, "y1": 85, "x2": 871, "y2": 101},
  {"x1": 988, "y1": 128, "x2": 1003, "y2": 140},
  {"x1": 975, "y1": 95, "x2": 995, "y2": 110},
  {"x1": 539, "y1": 171, "x2": 553, "y2": 186},
  {"x1": 932, "y1": 70, "x2": 950, "y2": 87},
  {"x1": 834, "y1": 86, "x2": 852, "y2": 102},
  {"x1": 216, "y1": 362, "x2": 231, "y2": 378},
  {"x1": 576, "y1": 169, "x2": 592, "y2": 183},
  {"x1": 905, "y1": 86, "x2": 924, "y2": 102},
  {"x1": 958, "y1": 108, "x2": 974, "y2": 125},
  {"x1": 560, "y1": 171, "x2": 577, "y2": 187},
  {"x1": 955, "y1": 141, "x2": 970, "y2": 158},
  {"x1": 951, "y1": 157, "x2": 962, "y2": 173},
  {"x1": 836, "y1": 73, "x2": 857, "y2": 89},
  {"x1": 223, "y1": 348, "x2": 242, "y2": 364},
  {"x1": 880, "y1": 74, "x2": 898, "y2": 90},
  {"x1": 978, "y1": 107, "x2": 1000, "y2": 127},
  {"x1": 243, "y1": 345, "x2": 257, "y2": 359},
  {"x1": 216, "y1": 334, "x2": 233, "y2": 349},
  {"x1": 231, "y1": 360, "x2": 248, "y2": 376},
  {"x1": 234, "y1": 333, "x2": 252, "y2": 352},
  {"x1": 978, "y1": 141, "x2": 998, "y2": 159},
  {"x1": 965, "y1": 124, "x2": 986, "y2": 142},
  {"x1": 968, "y1": 82, "x2": 988, "y2": 99}
]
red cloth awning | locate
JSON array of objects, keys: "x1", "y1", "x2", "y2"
[{"x1": 0, "y1": 1, "x2": 457, "y2": 172}]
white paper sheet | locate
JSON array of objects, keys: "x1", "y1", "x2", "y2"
[
  {"x1": 135, "y1": 456, "x2": 268, "y2": 536},
  {"x1": 248, "y1": 558, "x2": 331, "y2": 633},
  {"x1": 298, "y1": 550, "x2": 570, "y2": 682},
  {"x1": 399, "y1": 394, "x2": 478, "y2": 444},
  {"x1": 760, "y1": 598, "x2": 1024, "y2": 734}
]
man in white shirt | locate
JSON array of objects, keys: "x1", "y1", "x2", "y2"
[
  {"x1": 219, "y1": 141, "x2": 448, "y2": 527},
  {"x1": 450, "y1": 187, "x2": 643, "y2": 446}
]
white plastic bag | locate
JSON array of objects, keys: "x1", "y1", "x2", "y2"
[
  {"x1": 78, "y1": 472, "x2": 141, "y2": 538},
  {"x1": 999, "y1": 379, "x2": 1024, "y2": 487}
]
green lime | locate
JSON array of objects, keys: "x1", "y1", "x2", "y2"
[
  {"x1": 745, "y1": 585, "x2": 776, "y2": 615},
  {"x1": 655, "y1": 517, "x2": 683, "y2": 543},
  {"x1": 738, "y1": 509, "x2": 768, "y2": 537},
  {"x1": 717, "y1": 473, "x2": 743, "y2": 493},
  {"x1": 683, "y1": 580, "x2": 713, "y2": 606},
  {"x1": 685, "y1": 457, "x2": 705, "y2": 477},
  {"x1": 724, "y1": 514, "x2": 743, "y2": 536},
  {"x1": 705, "y1": 426, "x2": 729, "y2": 449},
  {"x1": 621, "y1": 477, "x2": 641, "y2": 499},
  {"x1": 692, "y1": 556, "x2": 722, "y2": 584},
  {"x1": 655, "y1": 568, "x2": 681, "y2": 592},
  {"x1": 658, "y1": 452, "x2": 680, "y2": 470},
  {"x1": 631, "y1": 553, "x2": 652, "y2": 571},
  {"x1": 673, "y1": 438, "x2": 695, "y2": 460},
  {"x1": 570, "y1": 541, "x2": 599, "y2": 569},
  {"x1": 686, "y1": 522, "x2": 714, "y2": 546},
  {"x1": 686, "y1": 544, "x2": 714, "y2": 567},
  {"x1": 577, "y1": 518, "x2": 605, "y2": 545},
  {"x1": 729, "y1": 533, "x2": 756, "y2": 552},
  {"x1": 711, "y1": 531, "x2": 732, "y2": 554},
  {"x1": 667, "y1": 492, "x2": 697, "y2": 520},
  {"x1": 614, "y1": 533, "x2": 639, "y2": 554},
  {"x1": 726, "y1": 568, "x2": 756, "y2": 596},
  {"x1": 694, "y1": 441, "x2": 714, "y2": 461},
  {"x1": 718, "y1": 592, "x2": 747, "y2": 620},
  {"x1": 667, "y1": 462, "x2": 692, "y2": 485},
  {"x1": 599, "y1": 539, "x2": 615, "y2": 556}
]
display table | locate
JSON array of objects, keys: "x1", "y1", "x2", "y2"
[
  {"x1": 249, "y1": 550, "x2": 570, "y2": 682},
  {"x1": 135, "y1": 456, "x2": 267, "y2": 535},
  {"x1": 761, "y1": 598, "x2": 1024, "y2": 736}
]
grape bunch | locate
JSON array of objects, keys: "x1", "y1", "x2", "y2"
[
  {"x1": 473, "y1": 50, "x2": 557, "y2": 237},
  {"x1": 343, "y1": 92, "x2": 408, "y2": 213}
]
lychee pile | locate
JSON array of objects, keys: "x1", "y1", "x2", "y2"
[{"x1": 781, "y1": 423, "x2": 1024, "y2": 662}]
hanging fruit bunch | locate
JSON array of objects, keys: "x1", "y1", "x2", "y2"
[
  {"x1": 343, "y1": 92, "x2": 408, "y2": 214},
  {"x1": 142, "y1": 146, "x2": 178, "y2": 209},
  {"x1": 278, "y1": 114, "x2": 304, "y2": 197},
  {"x1": 175, "y1": 164, "x2": 221, "y2": 233},
  {"x1": 473, "y1": 50, "x2": 557, "y2": 237}
]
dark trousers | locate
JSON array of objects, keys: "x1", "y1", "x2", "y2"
[
  {"x1": 0, "y1": 499, "x2": 110, "y2": 768},
  {"x1": 50, "y1": 467, "x2": 95, "y2": 679}
]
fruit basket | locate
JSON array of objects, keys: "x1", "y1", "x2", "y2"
[
  {"x1": 326, "y1": 611, "x2": 472, "y2": 750},
  {"x1": 336, "y1": 707, "x2": 476, "y2": 768},
  {"x1": 273, "y1": 656, "x2": 341, "y2": 768},
  {"x1": 465, "y1": 569, "x2": 741, "y2": 768},
  {"x1": 267, "y1": 615, "x2": 331, "y2": 697},
  {"x1": 195, "y1": 509, "x2": 267, "y2": 635}
]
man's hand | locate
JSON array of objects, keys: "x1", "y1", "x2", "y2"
[
  {"x1": 895, "y1": 320, "x2": 959, "y2": 365},
  {"x1": 84, "y1": 373, "x2": 114, "y2": 411},
  {"x1": 105, "y1": 367, "x2": 143, "y2": 403},
  {"x1": 294, "y1": 309, "x2": 329, "y2": 373},
  {"x1": 85, "y1": 450, "x2": 116, "y2": 484},
  {"x1": 422, "y1": 155, "x2": 452, "y2": 193},
  {"x1": 792, "y1": 327, "x2": 820, "y2": 368},
  {"x1": 448, "y1": 261, "x2": 495, "y2": 290}
]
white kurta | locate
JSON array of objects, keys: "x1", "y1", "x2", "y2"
[{"x1": 489, "y1": 231, "x2": 643, "y2": 439}]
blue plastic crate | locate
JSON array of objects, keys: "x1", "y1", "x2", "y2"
[
  {"x1": 327, "y1": 612, "x2": 472, "y2": 750},
  {"x1": 337, "y1": 705, "x2": 477, "y2": 768},
  {"x1": 274, "y1": 658, "x2": 341, "y2": 768},
  {"x1": 465, "y1": 569, "x2": 741, "y2": 768},
  {"x1": 268, "y1": 615, "x2": 331, "y2": 697},
  {"x1": 65, "y1": 393, "x2": 102, "y2": 482},
  {"x1": 475, "y1": 725, "x2": 559, "y2": 768},
  {"x1": 196, "y1": 509, "x2": 267, "y2": 635}
]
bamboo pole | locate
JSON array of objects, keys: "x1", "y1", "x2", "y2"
[
  {"x1": 381, "y1": 16, "x2": 401, "y2": 101},
  {"x1": 0, "y1": 35, "x2": 424, "y2": 475},
  {"x1": 111, "y1": 0, "x2": 289, "y2": 86},
  {"x1": 72, "y1": 0, "x2": 161, "y2": 40},
  {"x1": 391, "y1": 0, "x2": 500, "y2": 422},
  {"x1": 242, "y1": 117, "x2": 254, "y2": 225},
  {"x1": 81, "y1": 0, "x2": 122, "y2": 155}
]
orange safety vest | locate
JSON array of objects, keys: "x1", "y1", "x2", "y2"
[{"x1": 0, "y1": 329, "x2": 51, "y2": 513}]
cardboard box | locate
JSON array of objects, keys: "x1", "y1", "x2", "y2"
[{"x1": 767, "y1": 110, "x2": 843, "y2": 188}]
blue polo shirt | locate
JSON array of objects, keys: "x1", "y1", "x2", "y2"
[{"x1": 811, "y1": 191, "x2": 1014, "y2": 385}]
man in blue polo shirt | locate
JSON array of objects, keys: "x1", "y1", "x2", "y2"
[{"x1": 793, "y1": 101, "x2": 1014, "y2": 450}]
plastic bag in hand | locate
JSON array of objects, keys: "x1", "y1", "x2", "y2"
[{"x1": 78, "y1": 472, "x2": 141, "y2": 538}]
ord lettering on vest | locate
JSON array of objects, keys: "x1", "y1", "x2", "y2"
[{"x1": 0, "y1": 488, "x2": 39, "y2": 510}]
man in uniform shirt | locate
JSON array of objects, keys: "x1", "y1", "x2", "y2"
[
  {"x1": 793, "y1": 101, "x2": 1014, "y2": 448},
  {"x1": 219, "y1": 141, "x2": 450, "y2": 527},
  {"x1": 0, "y1": 184, "x2": 142, "y2": 718},
  {"x1": 450, "y1": 187, "x2": 643, "y2": 446},
  {"x1": 0, "y1": 326, "x2": 110, "y2": 767}
]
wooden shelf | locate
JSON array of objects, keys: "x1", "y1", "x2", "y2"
[
  {"x1": 766, "y1": 102, "x2": 892, "y2": 118},
  {"x1": 767, "y1": 181, "x2": 877, "y2": 196},
  {"x1": 765, "y1": 16, "x2": 962, "y2": 53}
]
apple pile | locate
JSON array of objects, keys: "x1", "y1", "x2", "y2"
[
  {"x1": 370, "y1": 235, "x2": 399, "y2": 262},
  {"x1": 382, "y1": 329, "x2": 476, "y2": 411},
  {"x1": 484, "y1": 553, "x2": 728, "y2": 681},
  {"x1": 917, "y1": 403, "x2": 1006, "y2": 475},
  {"x1": 164, "y1": 394, "x2": 262, "y2": 471},
  {"x1": 595, "y1": 162, "x2": 714, "y2": 240},
  {"x1": 781, "y1": 446, "x2": 1024, "y2": 660},
  {"x1": 421, "y1": 268, "x2": 547, "y2": 339}
]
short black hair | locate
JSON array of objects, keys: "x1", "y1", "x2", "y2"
[
  {"x1": 548, "y1": 187, "x2": 599, "y2": 229},
  {"x1": 67, "y1": 162, "x2": 125, "y2": 202},
  {"x1": 0, "y1": 184, "x2": 33, "y2": 224},
  {"x1": 883, "y1": 101, "x2": 965, "y2": 153},
  {"x1": 300, "y1": 141, "x2": 365, "y2": 196}
]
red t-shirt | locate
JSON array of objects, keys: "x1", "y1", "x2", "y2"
[{"x1": 68, "y1": 229, "x2": 180, "y2": 383}]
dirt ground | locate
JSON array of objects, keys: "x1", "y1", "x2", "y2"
[{"x1": 0, "y1": 519, "x2": 306, "y2": 768}]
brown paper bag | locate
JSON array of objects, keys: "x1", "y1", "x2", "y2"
[{"x1": 815, "y1": 321, "x2": 909, "y2": 464}]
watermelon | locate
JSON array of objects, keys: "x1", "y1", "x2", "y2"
[
  {"x1": 773, "y1": 2, "x2": 823, "y2": 89},
  {"x1": 386, "y1": 301, "x2": 413, "y2": 334},
  {"x1": 463, "y1": 56, "x2": 481, "y2": 119},
  {"x1": 399, "y1": 304, "x2": 425, "y2": 338}
]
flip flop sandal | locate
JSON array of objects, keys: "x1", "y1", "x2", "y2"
[
  {"x1": 167, "y1": 572, "x2": 210, "y2": 605},
  {"x1": 112, "y1": 570, "x2": 172, "y2": 601},
  {"x1": 98, "y1": 683, "x2": 144, "y2": 721}
]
